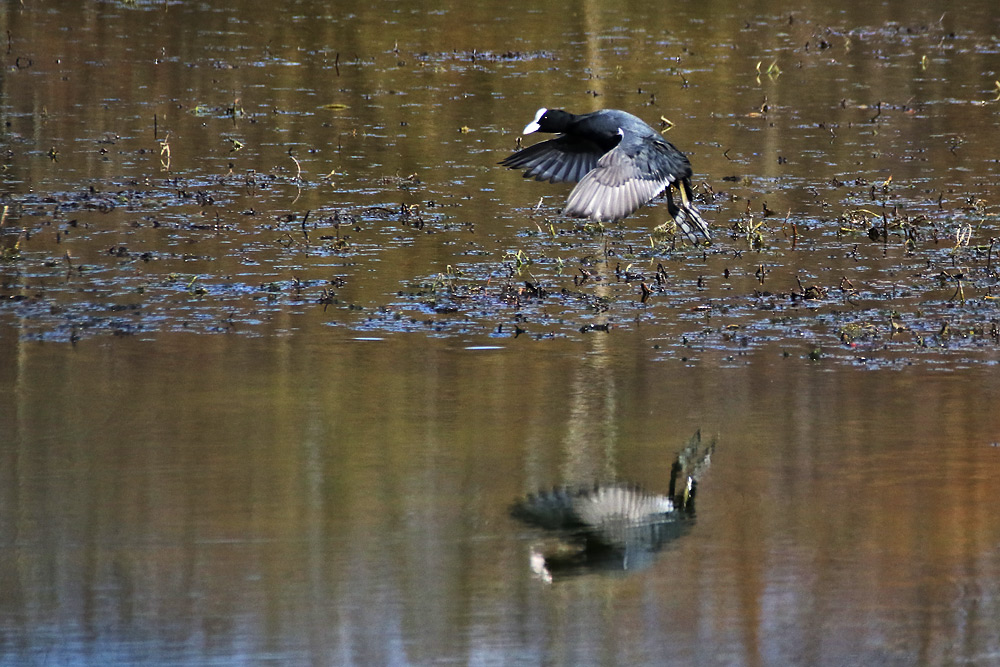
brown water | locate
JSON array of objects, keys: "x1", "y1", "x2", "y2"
[{"x1": 3, "y1": 1, "x2": 1000, "y2": 665}]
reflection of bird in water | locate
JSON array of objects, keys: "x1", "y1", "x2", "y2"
[
  {"x1": 500, "y1": 108, "x2": 710, "y2": 245},
  {"x1": 511, "y1": 431, "x2": 713, "y2": 581}
]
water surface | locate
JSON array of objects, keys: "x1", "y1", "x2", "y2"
[{"x1": 2, "y1": 0, "x2": 1000, "y2": 665}]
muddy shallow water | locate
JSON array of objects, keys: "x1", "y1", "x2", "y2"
[{"x1": 2, "y1": 1, "x2": 1000, "y2": 665}]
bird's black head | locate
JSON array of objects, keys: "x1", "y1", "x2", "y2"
[{"x1": 522, "y1": 108, "x2": 573, "y2": 135}]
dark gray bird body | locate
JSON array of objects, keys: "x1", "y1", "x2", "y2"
[{"x1": 500, "y1": 108, "x2": 710, "y2": 245}]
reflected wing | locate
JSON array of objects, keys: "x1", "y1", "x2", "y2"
[{"x1": 570, "y1": 486, "x2": 682, "y2": 552}]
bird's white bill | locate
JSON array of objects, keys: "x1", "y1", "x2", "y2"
[{"x1": 522, "y1": 107, "x2": 547, "y2": 134}]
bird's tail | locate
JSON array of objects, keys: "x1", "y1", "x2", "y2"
[{"x1": 668, "y1": 180, "x2": 710, "y2": 245}]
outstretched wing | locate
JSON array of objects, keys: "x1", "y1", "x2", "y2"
[
  {"x1": 500, "y1": 135, "x2": 605, "y2": 184},
  {"x1": 564, "y1": 132, "x2": 691, "y2": 222}
]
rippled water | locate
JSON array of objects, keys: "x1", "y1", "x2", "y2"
[{"x1": 2, "y1": 1, "x2": 1000, "y2": 665}]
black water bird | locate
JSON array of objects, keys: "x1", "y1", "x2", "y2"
[
  {"x1": 511, "y1": 431, "x2": 714, "y2": 579},
  {"x1": 500, "y1": 108, "x2": 710, "y2": 244}
]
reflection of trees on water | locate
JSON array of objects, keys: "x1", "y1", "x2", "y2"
[{"x1": 560, "y1": 303, "x2": 620, "y2": 486}]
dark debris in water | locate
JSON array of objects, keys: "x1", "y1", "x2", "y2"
[
  {"x1": 1, "y1": 163, "x2": 999, "y2": 368},
  {"x1": 413, "y1": 49, "x2": 555, "y2": 66}
]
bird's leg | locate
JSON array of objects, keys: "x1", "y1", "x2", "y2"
[
  {"x1": 653, "y1": 187, "x2": 682, "y2": 234},
  {"x1": 666, "y1": 187, "x2": 681, "y2": 218},
  {"x1": 682, "y1": 476, "x2": 697, "y2": 511},
  {"x1": 668, "y1": 457, "x2": 682, "y2": 500},
  {"x1": 678, "y1": 179, "x2": 694, "y2": 208},
  {"x1": 674, "y1": 430, "x2": 713, "y2": 513}
]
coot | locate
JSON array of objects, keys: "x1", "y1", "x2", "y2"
[{"x1": 500, "y1": 108, "x2": 710, "y2": 244}]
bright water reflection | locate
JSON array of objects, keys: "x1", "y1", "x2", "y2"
[{"x1": 2, "y1": 0, "x2": 1000, "y2": 665}]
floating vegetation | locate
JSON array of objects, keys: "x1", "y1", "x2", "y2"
[
  {"x1": 1, "y1": 8, "x2": 999, "y2": 370},
  {"x1": 3, "y1": 164, "x2": 996, "y2": 368},
  {"x1": 414, "y1": 49, "x2": 555, "y2": 65}
]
